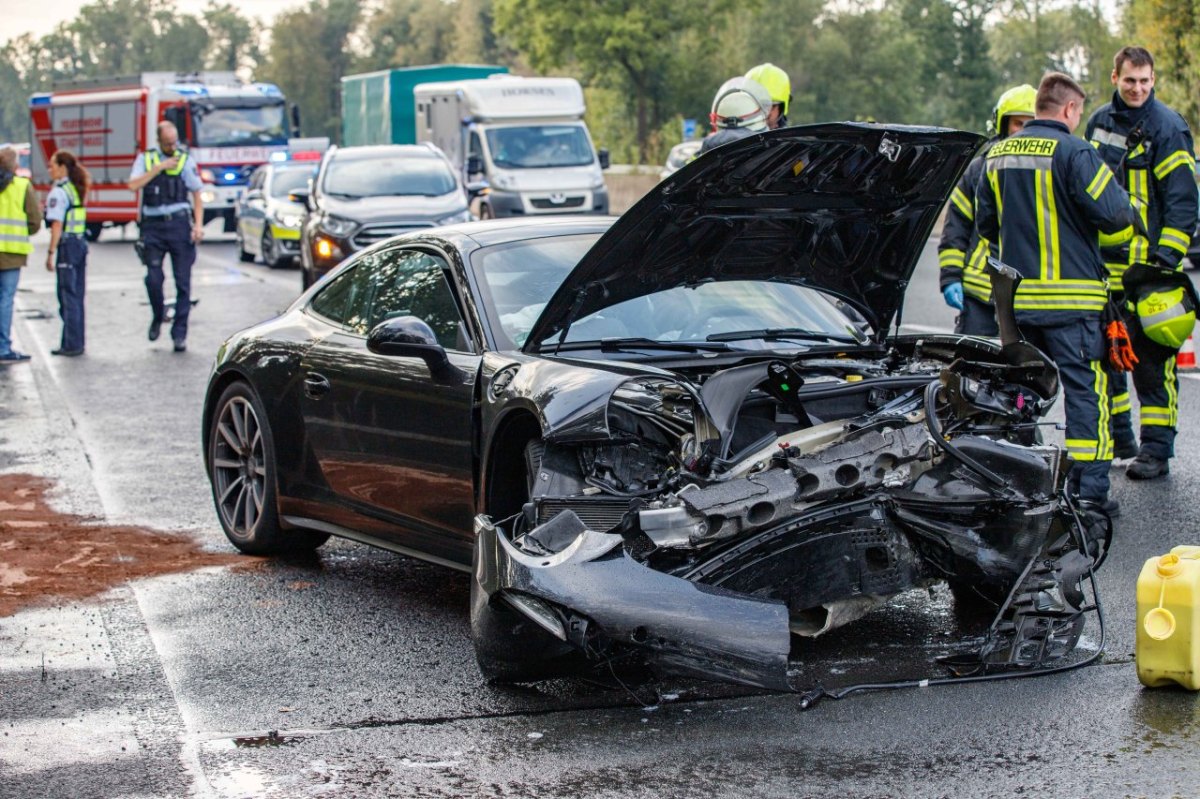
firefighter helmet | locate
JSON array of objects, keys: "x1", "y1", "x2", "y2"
[
  {"x1": 1123, "y1": 262, "x2": 1200, "y2": 349},
  {"x1": 710, "y1": 77, "x2": 771, "y2": 132},
  {"x1": 744, "y1": 63, "x2": 791, "y2": 117},
  {"x1": 991, "y1": 84, "x2": 1037, "y2": 137}
]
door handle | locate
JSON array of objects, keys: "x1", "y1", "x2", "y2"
[{"x1": 304, "y1": 372, "x2": 331, "y2": 399}]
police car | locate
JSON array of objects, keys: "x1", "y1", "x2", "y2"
[{"x1": 235, "y1": 157, "x2": 318, "y2": 268}]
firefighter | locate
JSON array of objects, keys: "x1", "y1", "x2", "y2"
[
  {"x1": 127, "y1": 121, "x2": 204, "y2": 353},
  {"x1": 0, "y1": 145, "x2": 43, "y2": 363},
  {"x1": 744, "y1": 63, "x2": 790, "y2": 130},
  {"x1": 975, "y1": 72, "x2": 1137, "y2": 516},
  {"x1": 696, "y1": 77, "x2": 772, "y2": 156},
  {"x1": 1085, "y1": 46, "x2": 1198, "y2": 480},
  {"x1": 938, "y1": 84, "x2": 1036, "y2": 335},
  {"x1": 44, "y1": 150, "x2": 91, "y2": 356}
]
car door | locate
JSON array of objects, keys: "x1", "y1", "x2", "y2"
[
  {"x1": 299, "y1": 246, "x2": 481, "y2": 561},
  {"x1": 238, "y1": 168, "x2": 267, "y2": 254}
]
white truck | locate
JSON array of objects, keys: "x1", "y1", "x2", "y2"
[{"x1": 413, "y1": 76, "x2": 609, "y2": 219}]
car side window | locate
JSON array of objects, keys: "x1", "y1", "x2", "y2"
[
  {"x1": 368, "y1": 249, "x2": 468, "y2": 351},
  {"x1": 309, "y1": 265, "x2": 364, "y2": 327}
]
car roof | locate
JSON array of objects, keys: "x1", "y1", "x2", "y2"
[
  {"x1": 330, "y1": 145, "x2": 443, "y2": 161},
  {"x1": 449, "y1": 216, "x2": 615, "y2": 248}
]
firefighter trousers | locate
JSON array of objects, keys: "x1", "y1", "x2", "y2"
[
  {"x1": 1019, "y1": 317, "x2": 1112, "y2": 503},
  {"x1": 1109, "y1": 324, "x2": 1178, "y2": 461}
]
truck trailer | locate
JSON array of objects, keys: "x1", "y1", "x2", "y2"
[{"x1": 30, "y1": 72, "x2": 296, "y2": 238}]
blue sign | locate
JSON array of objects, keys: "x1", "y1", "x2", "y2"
[{"x1": 682, "y1": 118, "x2": 697, "y2": 141}]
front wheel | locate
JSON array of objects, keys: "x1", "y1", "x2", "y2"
[
  {"x1": 208, "y1": 381, "x2": 328, "y2": 555},
  {"x1": 262, "y1": 229, "x2": 284, "y2": 268}
]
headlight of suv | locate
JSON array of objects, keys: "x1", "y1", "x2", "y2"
[
  {"x1": 320, "y1": 215, "x2": 357, "y2": 237},
  {"x1": 274, "y1": 210, "x2": 304, "y2": 228},
  {"x1": 491, "y1": 172, "x2": 517, "y2": 191},
  {"x1": 437, "y1": 209, "x2": 473, "y2": 225}
]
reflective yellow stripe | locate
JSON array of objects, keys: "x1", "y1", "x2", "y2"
[
  {"x1": 1035, "y1": 168, "x2": 1059, "y2": 280},
  {"x1": 1159, "y1": 226, "x2": 1191, "y2": 256},
  {"x1": 1142, "y1": 406, "x2": 1174, "y2": 426},
  {"x1": 950, "y1": 187, "x2": 974, "y2": 221},
  {"x1": 1111, "y1": 391, "x2": 1132, "y2": 415},
  {"x1": 1167, "y1": 357, "x2": 1178, "y2": 427},
  {"x1": 1099, "y1": 225, "x2": 1133, "y2": 248},
  {"x1": 939, "y1": 249, "x2": 965, "y2": 269},
  {"x1": 1129, "y1": 170, "x2": 1150, "y2": 264},
  {"x1": 62, "y1": 183, "x2": 86, "y2": 236},
  {"x1": 1093, "y1": 361, "x2": 1112, "y2": 460},
  {"x1": 1014, "y1": 279, "x2": 1107, "y2": 311},
  {"x1": 1066, "y1": 439, "x2": 1101, "y2": 461},
  {"x1": 1086, "y1": 163, "x2": 1114, "y2": 200},
  {"x1": 1105, "y1": 260, "x2": 1129, "y2": 289},
  {"x1": 1154, "y1": 149, "x2": 1196, "y2": 180},
  {"x1": 269, "y1": 223, "x2": 300, "y2": 240}
]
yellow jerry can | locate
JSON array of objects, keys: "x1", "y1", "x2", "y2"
[{"x1": 1136, "y1": 546, "x2": 1200, "y2": 690}]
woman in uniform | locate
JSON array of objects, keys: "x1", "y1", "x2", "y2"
[{"x1": 44, "y1": 150, "x2": 91, "y2": 356}]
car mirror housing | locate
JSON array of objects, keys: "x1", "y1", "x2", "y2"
[
  {"x1": 598, "y1": 148, "x2": 610, "y2": 170},
  {"x1": 466, "y1": 155, "x2": 484, "y2": 176},
  {"x1": 288, "y1": 188, "x2": 311, "y2": 209},
  {"x1": 367, "y1": 316, "x2": 462, "y2": 381}
]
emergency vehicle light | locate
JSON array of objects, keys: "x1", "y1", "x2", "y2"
[
  {"x1": 30, "y1": 95, "x2": 51, "y2": 106},
  {"x1": 270, "y1": 152, "x2": 288, "y2": 162}
]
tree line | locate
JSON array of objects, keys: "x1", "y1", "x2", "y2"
[{"x1": 1, "y1": 0, "x2": 1194, "y2": 164}]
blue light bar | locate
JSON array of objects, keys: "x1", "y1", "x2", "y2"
[
  {"x1": 167, "y1": 84, "x2": 209, "y2": 96},
  {"x1": 30, "y1": 95, "x2": 51, "y2": 106}
]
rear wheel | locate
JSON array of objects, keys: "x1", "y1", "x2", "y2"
[
  {"x1": 262, "y1": 229, "x2": 283, "y2": 268},
  {"x1": 236, "y1": 229, "x2": 255, "y2": 262},
  {"x1": 472, "y1": 438, "x2": 584, "y2": 683},
  {"x1": 208, "y1": 381, "x2": 328, "y2": 555},
  {"x1": 478, "y1": 203, "x2": 494, "y2": 220}
]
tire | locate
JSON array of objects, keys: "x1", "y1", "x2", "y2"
[
  {"x1": 471, "y1": 439, "x2": 583, "y2": 683},
  {"x1": 208, "y1": 381, "x2": 328, "y2": 555},
  {"x1": 478, "y1": 203, "x2": 494, "y2": 220},
  {"x1": 262, "y1": 229, "x2": 286, "y2": 269},
  {"x1": 237, "y1": 229, "x2": 255, "y2": 262},
  {"x1": 84, "y1": 223, "x2": 102, "y2": 242}
]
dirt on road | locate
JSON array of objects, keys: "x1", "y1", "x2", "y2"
[{"x1": 0, "y1": 473, "x2": 243, "y2": 616}]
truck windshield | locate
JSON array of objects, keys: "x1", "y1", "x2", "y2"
[
  {"x1": 194, "y1": 103, "x2": 288, "y2": 147},
  {"x1": 324, "y1": 156, "x2": 457, "y2": 197},
  {"x1": 485, "y1": 125, "x2": 594, "y2": 169}
]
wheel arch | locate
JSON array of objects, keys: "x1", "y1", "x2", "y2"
[
  {"x1": 201, "y1": 367, "x2": 254, "y2": 471},
  {"x1": 481, "y1": 408, "x2": 543, "y2": 520}
]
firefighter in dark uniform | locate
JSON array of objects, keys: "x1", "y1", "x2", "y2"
[
  {"x1": 976, "y1": 72, "x2": 1137, "y2": 515},
  {"x1": 1085, "y1": 46, "x2": 1198, "y2": 480},
  {"x1": 127, "y1": 121, "x2": 204, "y2": 352},
  {"x1": 938, "y1": 84, "x2": 1036, "y2": 335}
]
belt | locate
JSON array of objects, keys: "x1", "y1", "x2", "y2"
[{"x1": 143, "y1": 209, "x2": 190, "y2": 222}]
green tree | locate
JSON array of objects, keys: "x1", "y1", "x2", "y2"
[{"x1": 203, "y1": 2, "x2": 260, "y2": 73}]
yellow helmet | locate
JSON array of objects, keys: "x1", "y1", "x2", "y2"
[
  {"x1": 745, "y1": 63, "x2": 791, "y2": 117},
  {"x1": 992, "y1": 84, "x2": 1037, "y2": 137},
  {"x1": 1123, "y1": 261, "x2": 1200, "y2": 350}
]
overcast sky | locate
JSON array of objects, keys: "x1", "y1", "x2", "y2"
[{"x1": 5, "y1": 0, "x2": 303, "y2": 45}]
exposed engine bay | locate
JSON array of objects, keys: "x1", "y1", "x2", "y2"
[{"x1": 473, "y1": 335, "x2": 1109, "y2": 691}]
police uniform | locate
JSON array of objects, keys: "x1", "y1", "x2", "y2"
[
  {"x1": 939, "y1": 149, "x2": 999, "y2": 336},
  {"x1": 975, "y1": 119, "x2": 1136, "y2": 504},
  {"x1": 45, "y1": 179, "x2": 88, "y2": 354},
  {"x1": 130, "y1": 148, "x2": 202, "y2": 347},
  {"x1": 1086, "y1": 90, "x2": 1198, "y2": 472}
]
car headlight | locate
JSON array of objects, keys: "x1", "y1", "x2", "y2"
[
  {"x1": 274, "y1": 210, "x2": 303, "y2": 228},
  {"x1": 320, "y1": 215, "x2": 357, "y2": 237},
  {"x1": 200, "y1": 190, "x2": 217, "y2": 204},
  {"x1": 437, "y1": 209, "x2": 472, "y2": 225},
  {"x1": 491, "y1": 172, "x2": 517, "y2": 191},
  {"x1": 591, "y1": 175, "x2": 606, "y2": 190}
]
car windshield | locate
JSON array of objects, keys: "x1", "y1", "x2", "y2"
[
  {"x1": 270, "y1": 166, "x2": 314, "y2": 198},
  {"x1": 474, "y1": 235, "x2": 862, "y2": 350},
  {"x1": 194, "y1": 103, "x2": 288, "y2": 147},
  {"x1": 485, "y1": 125, "x2": 594, "y2": 169},
  {"x1": 324, "y1": 156, "x2": 457, "y2": 197}
]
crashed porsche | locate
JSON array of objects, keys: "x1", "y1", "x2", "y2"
[{"x1": 470, "y1": 124, "x2": 1108, "y2": 690}]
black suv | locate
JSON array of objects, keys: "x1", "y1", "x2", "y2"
[{"x1": 292, "y1": 144, "x2": 471, "y2": 288}]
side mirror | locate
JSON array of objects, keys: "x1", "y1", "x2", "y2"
[
  {"x1": 598, "y1": 148, "x2": 610, "y2": 170},
  {"x1": 288, "y1": 188, "x2": 311, "y2": 209},
  {"x1": 466, "y1": 155, "x2": 484, "y2": 176},
  {"x1": 245, "y1": 189, "x2": 264, "y2": 202},
  {"x1": 367, "y1": 315, "x2": 464, "y2": 382}
]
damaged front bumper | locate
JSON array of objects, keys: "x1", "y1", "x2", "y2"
[{"x1": 473, "y1": 513, "x2": 796, "y2": 690}]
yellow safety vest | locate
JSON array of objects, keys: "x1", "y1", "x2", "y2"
[
  {"x1": 61, "y1": 182, "x2": 87, "y2": 237},
  {"x1": 0, "y1": 175, "x2": 32, "y2": 255}
]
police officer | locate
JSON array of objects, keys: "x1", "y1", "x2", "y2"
[
  {"x1": 0, "y1": 145, "x2": 43, "y2": 363},
  {"x1": 127, "y1": 121, "x2": 204, "y2": 352},
  {"x1": 1085, "y1": 46, "x2": 1198, "y2": 480},
  {"x1": 939, "y1": 84, "x2": 1036, "y2": 336},
  {"x1": 44, "y1": 149, "x2": 91, "y2": 356},
  {"x1": 696, "y1": 77, "x2": 772, "y2": 156},
  {"x1": 975, "y1": 72, "x2": 1137, "y2": 516},
  {"x1": 744, "y1": 63, "x2": 791, "y2": 130}
]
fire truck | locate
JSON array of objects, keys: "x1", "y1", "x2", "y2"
[{"x1": 30, "y1": 72, "x2": 298, "y2": 239}]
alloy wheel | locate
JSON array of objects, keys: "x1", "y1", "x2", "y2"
[{"x1": 212, "y1": 396, "x2": 266, "y2": 536}]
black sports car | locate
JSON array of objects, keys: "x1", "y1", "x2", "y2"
[{"x1": 203, "y1": 124, "x2": 1107, "y2": 691}]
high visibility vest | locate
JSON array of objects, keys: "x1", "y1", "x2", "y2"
[
  {"x1": 142, "y1": 150, "x2": 190, "y2": 208},
  {"x1": 60, "y1": 181, "x2": 87, "y2": 237},
  {"x1": 0, "y1": 176, "x2": 33, "y2": 255}
]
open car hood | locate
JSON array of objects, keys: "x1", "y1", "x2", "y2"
[{"x1": 525, "y1": 123, "x2": 984, "y2": 349}]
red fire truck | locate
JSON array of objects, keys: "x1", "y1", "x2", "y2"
[{"x1": 30, "y1": 72, "x2": 297, "y2": 240}]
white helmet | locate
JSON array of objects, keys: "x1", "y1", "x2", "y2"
[{"x1": 710, "y1": 77, "x2": 771, "y2": 132}]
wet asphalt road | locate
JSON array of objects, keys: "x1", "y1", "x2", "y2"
[{"x1": 2, "y1": 226, "x2": 1200, "y2": 798}]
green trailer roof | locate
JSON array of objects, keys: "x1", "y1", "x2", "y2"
[{"x1": 342, "y1": 64, "x2": 508, "y2": 145}]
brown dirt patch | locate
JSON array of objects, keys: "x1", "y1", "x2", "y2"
[{"x1": 0, "y1": 473, "x2": 244, "y2": 617}]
